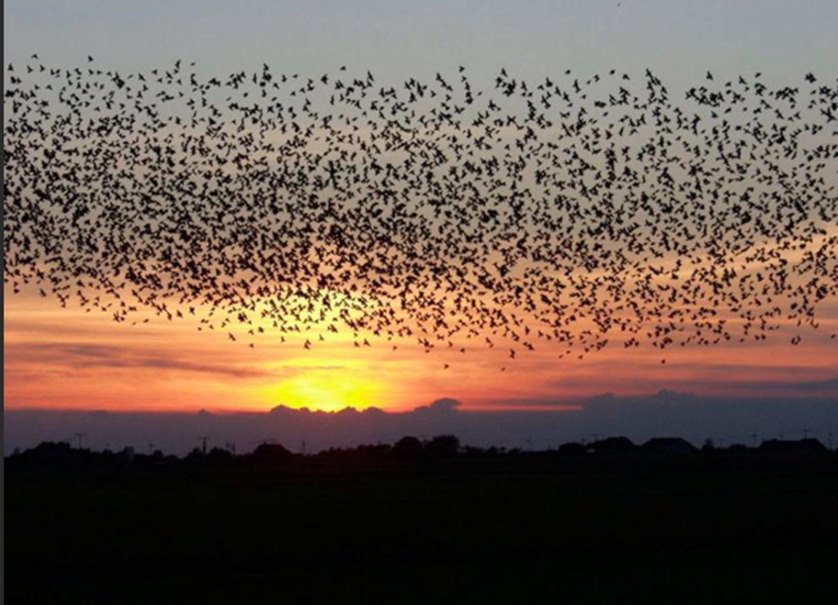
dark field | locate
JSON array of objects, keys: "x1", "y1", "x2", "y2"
[{"x1": 6, "y1": 451, "x2": 838, "y2": 603}]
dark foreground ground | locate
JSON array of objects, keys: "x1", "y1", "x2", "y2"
[{"x1": 6, "y1": 449, "x2": 838, "y2": 603}]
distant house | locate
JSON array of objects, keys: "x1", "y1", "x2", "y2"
[
  {"x1": 758, "y1": 438, "x2": 828, "y2": 455},
  {"x1": 642, "y1": 437, "x2": 696, "y2": 455},
  {"x1": 587, "y1": 436, "x2": 635, "y2": 455}
]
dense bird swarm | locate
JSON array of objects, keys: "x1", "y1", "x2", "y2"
[{"x1": 4, "y1": 59, "x2": 837, "y2": 359}]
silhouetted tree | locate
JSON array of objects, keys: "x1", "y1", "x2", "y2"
[
  {"x1": 392, "y1": 436, "x2": 423, "y2": 459},
  {"x1": 184, "y1": 447, "x2": 205, "y2": 463},
  {"x1": 207, "y1": 447, "x2": 234, "y2": 464},
  {"x1": 251, "y1": 442, "x2": 294, "y2": 464},
  {"x1": 558, "y1": 442, "x2": 587, "y2": 456},
  {"x1": 425, "y1": 435, "x2": 460, "y2": 458}
]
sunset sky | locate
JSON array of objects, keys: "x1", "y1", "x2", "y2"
[
  {"x1": 4, "y1": 0, "x2": 837, "y2": 416},
  {"x1": 5, "y1": 278, "x2": 836, "y2": 413}
]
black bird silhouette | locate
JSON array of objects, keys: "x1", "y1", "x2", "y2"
[{"x1": 3, "y1": 60, "x2": 836, "y2": 363}]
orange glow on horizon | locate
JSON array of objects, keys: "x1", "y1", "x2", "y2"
[{"x1": 4, "y1": 281, "x2": 837, "y2": 414}]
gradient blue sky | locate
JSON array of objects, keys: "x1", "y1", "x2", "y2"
[{"x1": 6, "y1": 0, "x2": 838, "y2": 84}]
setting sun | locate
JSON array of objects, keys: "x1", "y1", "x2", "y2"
[{"x1": 266, "y1": 370, "x2": 386, "y2": 412}]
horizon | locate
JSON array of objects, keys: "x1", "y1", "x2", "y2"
[{"x1": 7, "y1": 391, "x2": 837, "y2": 456}]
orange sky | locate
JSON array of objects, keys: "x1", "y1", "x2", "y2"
[{"x1": 5, "y1": 281, "x2": 836, "y2": 413}]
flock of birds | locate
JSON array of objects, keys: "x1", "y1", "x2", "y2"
[{"x1": 4, "y1": 57, "x2": 837, "y2": 363}]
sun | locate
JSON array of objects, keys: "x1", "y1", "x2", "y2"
[{"x1": 266, "y1": 371, "x2": 384, "y2": 412}]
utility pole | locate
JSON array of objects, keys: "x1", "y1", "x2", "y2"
[
  {"x1": 73, "y1": 432, "x2": 86, "y2": 450},
  {"x1": 199, "y1": 435, "x2": 209, "y2": 455}
]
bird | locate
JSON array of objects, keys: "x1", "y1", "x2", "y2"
[{"x1": 2, "y1": 59, "x2": 834, "y2": 366}]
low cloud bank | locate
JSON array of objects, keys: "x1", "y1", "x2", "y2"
[{"x1": 5, "y1": 391, "x2": 838, "y2": 455}]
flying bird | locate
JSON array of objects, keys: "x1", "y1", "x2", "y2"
[{"x1": 2, "y1": 60, "x2": 835, "y2": 364}]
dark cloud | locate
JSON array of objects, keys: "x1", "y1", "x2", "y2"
[
  {"x1": 550, "y1": 368, "x2": 838, "y2": 396},
  {"x1": 413, "y1": 398, "x2": 461, "y2": 413},
  {"x1": 6, "y1": 342, "x2": 276, "y2": 379},
  {"x1": 129, "y1": 357, "x2": 272, "y2": 379},
  {"x1": 762, "y1": 378, "x2": 838, "y2": 394}
]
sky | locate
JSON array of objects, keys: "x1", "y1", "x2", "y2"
[
  {"x1": 5, "y1": 1, "x2": 838, "y2": 81},
  {"x1": 3, "y1": 0, "x2": 837, "y2": 430}
]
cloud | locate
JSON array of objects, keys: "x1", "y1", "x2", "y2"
[
  {"x1": 413, "y1": 397, "x2": 461, "y2": 413},
  {"x1": 761, "y1": 378, "x2": 838, "y2": 394},
  {"x1": 130, "y1": 357, "x2": 272, "y2": 378},
  {"x1": 547, "y1": 369, "x2": 838, "y2": 399},
  {"x1": 477, "y1": 390, "x2": 699, "y2": 409},
  {"x1": 6, "y1": 342, "x2": 276, "y2": 379}
]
